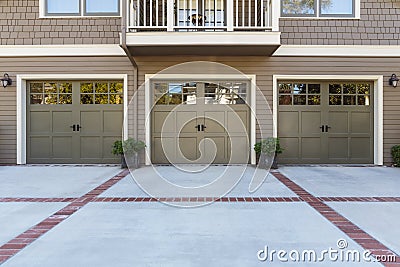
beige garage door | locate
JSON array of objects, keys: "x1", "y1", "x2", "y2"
[
  {"x1": 152, "y1": 81, "x2": 250, "y2": 164},
  {"x1": 278, "y1": 81, "x2": 373, "y2": 164},
  {"x1": 27, "y1": 81, "x2": 123, "y2": 164}
]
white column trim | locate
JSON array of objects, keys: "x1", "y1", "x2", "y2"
[
  {"x1": 271, "y1": 0, "x2": 280, "y2": 31},
  {"x1": 166, "y1": 0, "x2": 174, "y2": 31},
  {"x1": 226, "y1": 0, "x2": 234, "y2": 31},
  {"x1": 144, "y1": 74, "x2": 257, "y2": 165},
  {"x1": 375, "y1": 76, "x2": 384, "y2": 165},
  {"x1": 17, "y1": 73, "x2": 129, "y2": 165},
  {"x1": 273, "y1": 75, "x2": 384, "y2": 165},
  {"x1": 145, "y1": 75, "x2": 152, "y2": 165}
]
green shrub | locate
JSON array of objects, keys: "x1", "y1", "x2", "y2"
[
  {"x1": 123, "y1": 138, "x2": 146, "y2": 154},
  {"x1": 254, "y1": 137, "x2": 283, "y2": 156},
  {"x1": 112, "y1": 138, "x2": 146, "y2": 156},
  {"x1": 112, "y1": 140, "x2": 123, "y2": 155},
  {"x1": 391, "y1": 145, "x2": 400, "y2": 167}
]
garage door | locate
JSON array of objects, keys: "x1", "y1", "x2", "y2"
[
  {"x1": 278, "y1": 81, "x2": 373, "y2": 164},
  {"x1": 151, "y1": 81, "x2": 250, "y2": 164},
  {"x1": 27, "y1": 81, "x2": 123, "y2": 164}
]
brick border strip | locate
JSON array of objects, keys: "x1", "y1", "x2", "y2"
[
  {"x1": 92, "y1": 197, "x2": 304, "y2": 202},
  {"x1": 0, "y1": 169, "x2": 129, "y2": 265},
  {"x1": 273, "y1": 172, "x2": 400, "y2": 267},
  {"x1": 2, "y1": 196, "x2": 399, "y2": 203}
]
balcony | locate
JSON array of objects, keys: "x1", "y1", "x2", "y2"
[{"x1": 125, "y1": 0, "x2": 281, "y2": 56}]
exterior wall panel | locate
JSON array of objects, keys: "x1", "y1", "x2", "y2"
[
  {"x1": 134, "y1": 56, "x2": 400, "y2": 165},
  {"x1": 0, "y1": 0, "x2": 120, "y2": 45},
  {"x1": 0, "y1": 56, "x2": 133, "y2": 164},
  {"x1": 280, "y1": 0, "x2": 400, "y2": 45}
]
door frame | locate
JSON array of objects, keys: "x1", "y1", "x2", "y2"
[
  {"x1": 17, "y1": 74, "x2": 129, "y2": 165},
  {"x1": 273, "y1": 75, "x2": 384, "y2": 165},
  {"x1": 145, "y1": 74, "x2": 257, "y2": 165}
]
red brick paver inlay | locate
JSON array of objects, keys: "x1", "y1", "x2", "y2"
[
  {"x1": 91, "y1": 196, "x2": 304, "y2": 202},
  {"x1": 2, "y1": 196, "x2": 400, "y2": 203},
  {"x1": 0, "y1": 169, "x2": 129, "y2": 265},
  {"x1": 273, "y1": 172, "x2": 400, "y2": 266}
]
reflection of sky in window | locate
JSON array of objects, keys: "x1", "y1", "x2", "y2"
[
  {"x1": 168, "y1": 84, "x2": 182, "y2": 94},
  {"x1": 86, "y1": 0, "x2": 119, "y2": 13},
  {"x1": 293, "y1": 84, "x2": 306, "y2": 94},
  {"x1": 47, "y1": 0, "x2": 79, "y2": 13},
  {"x1": 321, "y1": 0, "x2": 352, "y2": 14}
]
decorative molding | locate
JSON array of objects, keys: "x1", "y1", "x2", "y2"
[
  {"x1": 274, "y1": 45, "x2": 400, "y2": 57},
  {"x1": 0, "y1": 45, "x2": 126, "y2": 57}
]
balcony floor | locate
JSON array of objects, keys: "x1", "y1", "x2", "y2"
[{"x1": 124, "y1": 31, "x2": 281, "y2": 56}]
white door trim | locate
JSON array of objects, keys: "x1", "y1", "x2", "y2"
[
  {"x1": 17, "y1": 74, "x2": 129, "y2": 165},
  {"x1": 272, "y1": 75, "x2": 384, "y2": 165},
  {"x1": 145, "y1": 74, "x2": 257, "y2": 165}
]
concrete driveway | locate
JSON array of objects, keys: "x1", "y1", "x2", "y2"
[{"x1": 0, "y1": 165, "x2": 399, "y2": 266}]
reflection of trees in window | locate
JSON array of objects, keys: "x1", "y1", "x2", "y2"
[
  {"x1": 329, "y1": 83, "x2": 370, "y2": 106},
  {"x1": 278, "y1": 82, "x2": 320, "y2": 106},
  {"x1": 205, "y1": 82, "x2": 247, "y2": 104},
  {"x1": 282, "y1": 0, "x2": 332, "y2": 15},
  {"x1": 29, "y1": 82, "x2": 72, "y2": 105},
  {"x1": 80, "y1": 81, "x2": 123, "y2": 104},
  {"x1": 154, "y1": 82, "x2": 197, "y2": 105}
]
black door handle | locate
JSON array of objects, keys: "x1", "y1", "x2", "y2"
[
  {"x1": 201, "y1": 124, "x2": 206, "y2": 131},
  {"x1": 76, "y1": 125, "x2": 82, "y2": 131},
  {"x1": 319, "y1": 126, "x2": 325, "y2": 133},
  {"x1": 195, "y1": 125, "x2": 201, "y2": 132},
  {"x1": 325, "y1": 125, "x2": 331, "y2": 132},
  {"x1": 70, "y1": 125, "x2": 76, "y2": 131}
]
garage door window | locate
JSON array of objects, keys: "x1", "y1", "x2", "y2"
[
  {"x1": 30, "y1": 82, "x2": 72, "y2": 105},
  {"x1": 154, "y1": 82, "x2": 197, "y2": 105},
  {"x1": 329, "y1": 83, "x2": 370, "y2": 106},
  {"x1": 279, "y1": 83, "x2": 321, "y2": 106},
  {"x1": 80, "y1": 82, "x2": 123, "y2": 104},
  {"x1": 204, "y1": 82, "x2": 247, "y2": 105}
]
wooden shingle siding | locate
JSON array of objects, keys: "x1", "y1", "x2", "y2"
[
  {"x1": 0, "y1": 0, "x2": 120, "y2": 45},
  {"x1": 134, "y1": 55, "x2": 400, "y2": 165},
  {"x1": 280, "y1": 0, "x2": 400, "y2": 45},
  {"x1": 0, "y1": 56, "x2": 134, "y2": 164}
]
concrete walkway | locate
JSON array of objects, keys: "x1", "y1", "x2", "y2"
[{"x1": 0, "y1": 165, "x2": 399, "y2": 266}]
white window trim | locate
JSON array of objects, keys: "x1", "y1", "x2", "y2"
[
  {"x1": 17, "y1": 74, "x2": 129, "y2": 165},
  {"x1": 281, "y1": 0, "x2": 360, "y2": 20},
  {"x1": 144, "y1": 74, "x2": 257, "y2": 165},
  {"x1": 39, "y1": 0, "x2": 122, "y2": 18},
  {"x1": 273, "y1": 75, "x2": 383, "y2": 165}
]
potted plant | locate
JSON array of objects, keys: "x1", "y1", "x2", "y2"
[
  {"x1": 391, "y1": 145, "x2": 400, "y2": 167},
  {"x1": 112, "y1": 138, "x2": 146, "y2": 169},
  {"x1": 254, "y1": 137, "x2": 283, "y2": 169}
]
